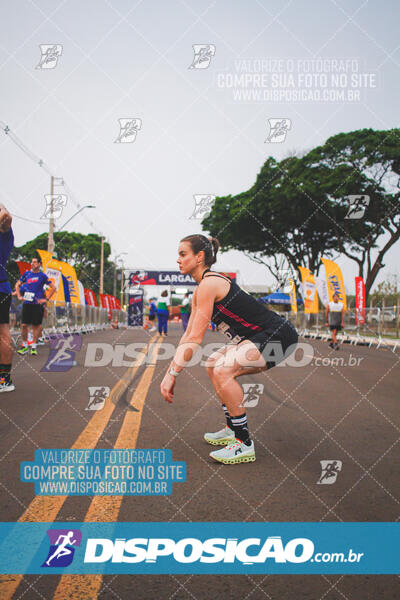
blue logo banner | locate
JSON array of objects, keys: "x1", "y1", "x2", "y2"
[{"x1": 0, "y1": 523, "x2": 398, "y2": 574}]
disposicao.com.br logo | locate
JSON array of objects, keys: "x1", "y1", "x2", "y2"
[
  {"x1": 83, "y1": 536, "x2": 363, "y2": 565},
  {"x1": 42, "y1": 529, "x2": 82, "y2": 567},
  {"x1": 0, "y1": 522, "x2": 382, "y2": 574}
]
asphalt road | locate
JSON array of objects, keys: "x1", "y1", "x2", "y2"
[{"x1": 0, "y1": 323, "x2": 399, "y2": 600}]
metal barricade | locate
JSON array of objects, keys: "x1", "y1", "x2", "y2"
[
  {"x1": 10, "y1": 297, "x2": 127, "y2": 340},
  {"x1": 290, "y1": 306, "x2": 400, "y2": 346}
]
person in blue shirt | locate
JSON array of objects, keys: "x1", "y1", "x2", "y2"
[
  {"x1": 148, "y1": 297, "x2": 157, "y2": 332},
  {"x1": 15, "y1": 256, "x2": 56, "y2": 356},
  {"x1": 0, "y1": 204, "x2": 15, "y2": 392}
]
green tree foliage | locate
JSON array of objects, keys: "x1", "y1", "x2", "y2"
[
  {"x1": 9, "y1": 232, "x2": 116, "y2": 294},
  {"x1": 370, "y1": 275, "x2": 399, "y2": 307},
  {"x1": 203, "y1": 128, "x2": 400, "y2": 299}
]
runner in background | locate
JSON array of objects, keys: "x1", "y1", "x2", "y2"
[
  {"x1": 148, "y1": 297, "x2": 157, "y2": 332},
  {"x1": 180, "y1": 292, "x2": 190, "y2": 331},
  {"x1": 15, "y1": 257, "x2": 56, "y2": 356},
  {"x1": 0, "y1": 204, "x2": 15, "y2": 392},
  {"x1": 157, "y1": 290, "x2": 169, "y2": 336},
  {"x1": 326, "y1": 293, "x2": 345, "y2": 350}
]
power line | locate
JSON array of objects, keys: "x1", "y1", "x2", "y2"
[
  {"x1": 10, "y1": 213, "x2": 47, "y2": 224},
  {"x1": 0, "y1": 120, "x2": 102, "y2": 236}
]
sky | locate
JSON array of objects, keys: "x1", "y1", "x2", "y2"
[{"x1": 0, "y1": 0, "x2": 399, "y2": 293}]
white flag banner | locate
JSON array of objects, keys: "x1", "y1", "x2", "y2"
[
  {"x1": 77, "y1": 280, "x2": 85, "y2": 305},
  {"x1": 316, "y1": 270, "x2": 329, "y2": 307},
  {"x1": 45, "y1": 267, "x2": 62, "y2": 291}
]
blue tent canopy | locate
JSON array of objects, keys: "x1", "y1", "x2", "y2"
[
  {"x1": 259, "y1": 292, "x2": 303, "y2": 305},
  {"x1": 259, "y1": 292, "x2": 291, "y2": 305}
]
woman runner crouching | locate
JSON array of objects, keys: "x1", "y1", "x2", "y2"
[{"x1": 160, "y1": 234, "x2": 299, "y2": 464}]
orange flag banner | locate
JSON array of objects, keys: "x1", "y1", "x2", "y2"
[{"x1": 298, "y1": 266, "x2": 319, "y2": 314}]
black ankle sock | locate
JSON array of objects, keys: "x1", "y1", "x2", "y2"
[
  {"x1": 230, "y1": 413, "x2": 251, "y2": 445},
  {"x1": 222, "y1": 404, "x2": 233, "y2": 429}
]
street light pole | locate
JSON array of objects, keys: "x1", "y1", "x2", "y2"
[
  {"x1": 113, "y1": 263, "x2": 117, "y2": 297},
  {"x1": 100, "y1": 236, "x2": 104, "y2": 295},
  {"x1": 57, "y1": 205, "x2": 95, "y2": 231},
  {"x1": 113, "y1": 253, "x2": 127, "y2": 300}
]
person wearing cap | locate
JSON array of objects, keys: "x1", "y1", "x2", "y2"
[{"x1": 157, "y1": 290, "x2": 169, "y2": 335}]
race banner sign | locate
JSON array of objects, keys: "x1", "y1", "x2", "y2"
[
  {"x1": 128, "y1": 271, "x2": 236, "y2": 286},
  {"x1": 128, "y1": 288, "x2": 144, "y2": 326},
  {"x1": 355, "y1": 276, "x2": 366, "y2": 325}
]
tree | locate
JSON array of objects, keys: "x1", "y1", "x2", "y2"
[
  {"x1": 202, "y1": 155, "x2": 342, "y2": 284},
  {"x1": 10, "y1": 232, "x2": 116, "y2": 294},
  {"x1": 370, "y1": 275, "x2": 399, "y2": 307},
  {"x1": 202, "y1": 128, "x2": 400, "y2": 299},
  {"x1": 304, "y1": 128, "x2": 400, "y2": 299}
]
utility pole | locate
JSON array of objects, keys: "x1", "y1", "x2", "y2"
[
  {"x1": 100, "y1": 236, "x2": 104, "y2": 295},
  {"x1": 120, "y1": 267, "x2": 124, "y2": 307},
  {"x1": 47, "y1": 175, "x2": 55, "y2": 253}
]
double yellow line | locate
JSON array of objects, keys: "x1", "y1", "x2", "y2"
[{"x1": 0, "y1": 333, "x2": 161, "y2": 600}]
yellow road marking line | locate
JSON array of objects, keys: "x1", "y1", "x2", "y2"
[
  {"x1": 52, "y1": 339, "x2": 162, "y2": 600},
  {"x1": 0, "y1": 333, "x2": 158, "y2": 600}
]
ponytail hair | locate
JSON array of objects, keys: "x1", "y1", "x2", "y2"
[{"x1": 181, "y1": 234, "x2": 220, "y2": 267}]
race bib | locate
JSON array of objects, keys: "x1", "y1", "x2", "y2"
[
  {"x1": 23, "y1": 291, "x2": 35, "y2": 302},
  {"x1": 217, "y1": 321, "x2": 244, "y2": 344}
]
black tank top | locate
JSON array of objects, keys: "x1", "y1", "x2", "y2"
[{"x1": 202, "y1": 270, "x2": 284, "y2": 344}]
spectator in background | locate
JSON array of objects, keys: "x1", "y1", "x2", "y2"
[
  {"x1": 326, "y1": 293, "x2": 345, "y2": 350},
  {"x1": 9, "y1": 296, "x2": 16, "y2": 330},
  {"x1": 148, "y1": 297, "x2": 157, "y2": 332},
  {"x1": 157, "y1": 290, "x2": 169, "y2": 336},
  {"x1": 180, "y1": 292, "x2": 190, "y2": 331},
  {"x1": 14, "y1": 292, "x2": 23, "y2": 328}
]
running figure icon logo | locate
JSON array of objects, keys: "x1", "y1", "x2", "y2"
[
  {"x1": 265, "y1": 118, "x2": 291, "y2": 143},
  {"x1": 129, "y1": 271, "x2": 147, "y2": 287},
  {"x1": 190, "y1": 195, "x2": 216, "y2": 219},
  {"x1": 42, "y1": 529, "x2": 82, "y2": 568},
  {"x1": 344, "y1": 195, "x2": 370, "y2": 219},
  {"x1": 317, "y1": 460, "x2": 343, "y2": 484},
  {"x1": 188, "y1": 44, "x2": 216, "y2": 69},
  {"x1": 41, "y1": 194, "x2": 68, "y2": 220},
  {"x1": 114, "y1": 118, "x2": 142, "y2": 143},
  {"x1": 36, "y1": 45, "x2": 63, "y2": 69},
  {"x1": 41, "y1": 335, "x2": 82, "y2": 372},
  {"x1": 86, "y1": 386, "x2": 110, "y2": 411},
  {"x1": 241, "y1": 383, "x2": 264, "y2": 408}
]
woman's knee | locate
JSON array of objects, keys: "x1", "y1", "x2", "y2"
[{"x1": 213, "y1": 363, "x2": 235, "y2": 383}]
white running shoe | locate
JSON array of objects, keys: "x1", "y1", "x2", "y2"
[
  {"x1": 204, "y1": 426, "x2": 235, "y2": 446},
  {"x1": 149, "y1": 327, "x2": 156, "y2": 332},
  {"x1": 0, "y1": 380, "x2": 15, "y2": 393},
  {"x1": 210, "y1": 439, "x2": 256, "y2": 464}
]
